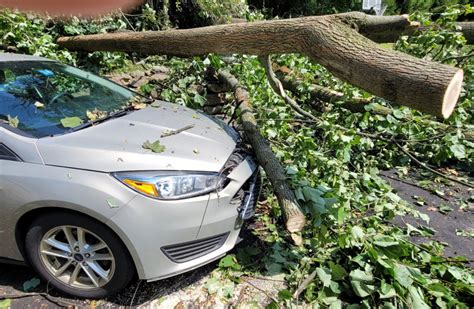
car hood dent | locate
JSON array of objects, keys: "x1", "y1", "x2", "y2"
[{"x1": 36, "y1": 102, "x2": 236, "y2": 172}]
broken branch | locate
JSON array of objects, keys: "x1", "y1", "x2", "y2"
[
  {"x1": 259, "y1": 55, "x2": 318, "y2": 122},
  {"x1": 278, "y1": 74, "x2": 474, "y2": 141},
  {"x1": 217, "y1": 70, "x2": 306, "y2": 233},
  {"x1": 160, "y1": 124, "x2": 195, "y2": 138}
]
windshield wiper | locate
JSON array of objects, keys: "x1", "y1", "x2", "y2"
[{"x1": 70, "y1": 106, "x2": 134, "y2": 132}]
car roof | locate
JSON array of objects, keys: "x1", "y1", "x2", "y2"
[{"x1": 0, "y1": 53, "x2": 55, "y2": 62}]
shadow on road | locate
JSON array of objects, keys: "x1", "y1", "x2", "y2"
[{"x1": 0, "y1": 260, "x2": 215, "y2": 307}]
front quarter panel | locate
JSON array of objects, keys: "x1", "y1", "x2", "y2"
[{"x1": 0, "y1": 161, "x2": 137, "y2": 261}]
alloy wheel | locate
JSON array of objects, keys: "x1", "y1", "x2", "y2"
[{"x1": 39, "y1": 225, "x2": 115, "y2": 289}]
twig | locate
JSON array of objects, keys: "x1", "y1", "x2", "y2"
[
  {"x1": 441, "y1": 51, "x2": 474, "y2": 63},
  {"x1": 119, "y1": 8, "x2": 136, "y2": 32},
  {"x1": 293, "y1": 270, "x2": 316, "y2": 299},
  {"x1": 160, "y1": 124, "x2": 195, "y2": 138},
  {"x1": 395, "y1": 143, "x2": 474, "y2": 188},
  {"x1": 381, "y1": 173, "x2": 434, "y2": 192},
  {"x1": 130, "y1": 280, "x2": 142, "y2": 307},
  {"x1": 0, "y1": 292, "x2": 76, "y2": 307},
  {"x1": 259, "y1": 55, "x2": 319, "y2": 122}
]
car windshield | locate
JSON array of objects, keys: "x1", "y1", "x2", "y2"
[{"x1": 0, "y1": 60, "x2": 138, "y2": 137}]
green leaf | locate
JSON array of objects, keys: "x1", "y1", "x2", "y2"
[
  {"x1": 277, "y1": 289, "x2": 293, "y2": 300},
  {"x1": 408, "y1": 286, "x2": 430, "y2": 309},
  {"x1": 351, "y1": 226, "x2": 364, "y2": 240},
  {"x1": 373, "y1": 235, "x2": 399, "y2": 247},
  {"x1": 266, "y1": 128, "x2": 277, "y2": 138},
  {"x1": 351, "y1": 281, "x2": 375, "y2": 298},
  {"x1": 302, "y1": 186, "x2": 323, "y2": 201},
  {"x1": 379, "y1": 282, "x2": 396, "y2": 299},
  {"x1": 193, "y1": 93, "x2": 206, "y2": 106},
  {"x1": 219, "y1": 255, "x2": 240, "y2": 270},
  {"x1": 393, "y1": 109, "x2": 404, "y2": 119},
  {"x1": 394, "y1": 264, "x2": 413, "y2": 288},
  {"x1": 142, "y1": 139, "x2": 166, "y2": 153},
  {"x1": 449, "y1": 144, "x2": 465, "y2": 158},
  {"x1": 336, "y1": 207, "x2": 347, "y2": 225},
  {"x1": 329, "y1": 262, "x2": 347, "y2": 281},
  {"x1": 0, "y1": 299, "x2": 11, "y2": 309},
  {"x1": 60, "y1": 116, "x2": 83, "y2": 128},
  {"x1": 204, "y1": 277, "x2": 220, "y2": 294},
  {"x1": 438, "y1": 203, "x2": 452, "y2": 214},
  {"x1": 221, "y1": 281, "x2": 235, "y2": 298},
  {"x1": 316, "y1": 267, "x2": 332, "y2": 287},
  {"x1": 7, "y1": 115, "x2": 19, "y2": 128},
  {"x1": 350, "y1": 269, "x2": 374, "y2": 282},
  {"x1": 266, "y1": 301, "x2": 279, "y2": 309}
]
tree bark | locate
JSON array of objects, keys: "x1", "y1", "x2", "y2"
[
  {"x1": 217, "y1": 70, "x2": 306, "y2": 234},
  {"x1": 57, "y1": 12, "x2": 463, "y2": 119},
  {"x1": 350, "y1": 12, "x2": 474, "y2": 44},
  {"x1": 279, "y1": 74, "x2": 474, "y2": 141},
  {"x1": 458, "y1": 22, "x2": 474, "y2": 44}
]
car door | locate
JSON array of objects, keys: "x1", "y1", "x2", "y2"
[{"x1": 0, "y1": 118, "x2": 44, "y2": 262}]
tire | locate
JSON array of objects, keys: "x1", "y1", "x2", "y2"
[{"x1": 25, "y1": 211, "x2": 135, "y2": 299}]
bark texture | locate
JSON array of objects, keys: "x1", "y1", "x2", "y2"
[
  {"x1": 57, "y1": 12, "x2": 463, "y2": 119},
  {"x1": 458, "y1": 22, "x2": 474, "y2": 44},
  {"x1": 351, "y1": 12, "x2": 474, "y2": 44},
  {"x1": 217, "y1": 70, "x2": 306, "y2": 233}
]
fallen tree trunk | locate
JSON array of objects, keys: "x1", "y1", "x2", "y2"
[
  {"x1": 57, "y1": 12, "x2": 463, "y2": 119},
  {"x1": 217, "y1": 70, "x2": 306, "y2": 234},
  {"x1": 279, "y1": 74, "x2": 474, "y2": 141}
]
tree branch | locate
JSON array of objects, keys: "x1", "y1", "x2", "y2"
[
  {"x1": 278, "y1": 74, "x2": 474, "y2": 141},
  {"x1": 395, "y1": 143, "x2": 474, "y2": 188},
  {"x1": 259, "y1": 55, "x2": 319, "y2": 122},
  {"x1": 217, "y1": 70, "x2": 306, "y2": 234}
]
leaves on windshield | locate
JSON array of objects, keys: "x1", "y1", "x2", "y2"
[
  {"x1": 60, "y1": 117, "x2": 83, "y2": 128},
  {"x1": 34, "y1": 101, "x2": 45, "y2": 108},
  {"x1": 142, "y1": 139, "x2": 166, "y2": 153},
  {"x1": 86, "y1": 109, "x2": 108, "y2": 121},
  {"x1": 7, "y1": 115, "x2": 19, "y2": 128},
  {"x1": 128, "y1": 96, "x2": 148, "y2": 110}
]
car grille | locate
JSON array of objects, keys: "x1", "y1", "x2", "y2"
[
  {"x1": 161, "y1": 233, "x2": 229, "y2": 263},
  {"x1": 220, "y1": 141, "x2": 253, "y2": 177},
  {"x1": 231, "y1": 170, "x2": 262, "y2": 220}
]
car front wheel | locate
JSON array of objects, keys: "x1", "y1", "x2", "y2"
[{"x1": 25, "y1": 212, "x2": 135, "y2": 298}]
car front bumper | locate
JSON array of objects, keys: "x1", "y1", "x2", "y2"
[{"x1": 108, "y1": 156, "x2": 259, "y2": 281}]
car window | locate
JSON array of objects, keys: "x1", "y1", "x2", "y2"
[
  {"x1": 0, "y1": 143, "x2": 20, "y2": 161},
  {"x1": 0, "y1": 61, "x2": 136, "y2": 137}
]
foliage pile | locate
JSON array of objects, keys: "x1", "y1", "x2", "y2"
[
  {"x1": 139, "y1": 6, "x2": 474, "y2": 308},
  {"x1": 0, "y1": 2, "x2": 473, "y2": 307},
  {"x1": 168, "y1": 0, "x2": 249, "y2": 27}
]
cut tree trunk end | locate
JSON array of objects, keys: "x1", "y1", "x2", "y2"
[
  {"x1": 217, "y1": 70, "x2": 306, "y2": 235},
  {"x1": 57, "y1": 12, "x2": 464, "y2": 119}
]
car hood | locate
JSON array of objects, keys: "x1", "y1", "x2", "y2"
[{"x1": 36, "y1": 102, "x2": 237, "y2": 172}]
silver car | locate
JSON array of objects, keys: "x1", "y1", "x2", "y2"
[{"x1": 0, "y1": 53, "x2": 260, "y2": 298}]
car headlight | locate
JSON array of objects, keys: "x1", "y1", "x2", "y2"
[{"x1": 113, "y1": 171, "x2": 227, "y2": 200}]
